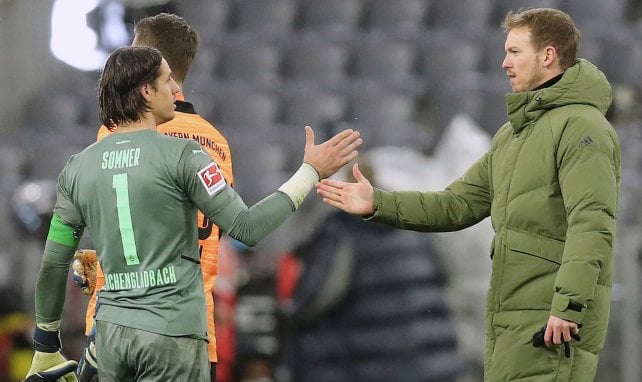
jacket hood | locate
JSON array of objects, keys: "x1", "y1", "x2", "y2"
[{"x1": 505, "y1": 58, "x2": 612, "y2": 133}]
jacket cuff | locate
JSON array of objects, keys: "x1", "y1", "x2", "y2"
[
  {"x1": 550, "y1": 293, "x2": 586, "y2": 324},
  {"x1": 365, "y1": 188, "x2": 395, "y2": 223}
]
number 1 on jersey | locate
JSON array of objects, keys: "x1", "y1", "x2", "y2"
[{"x1": 112, "y1": 173, "x2": 140, "y2": 265}]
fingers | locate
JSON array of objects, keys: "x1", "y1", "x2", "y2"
[
  {"x1": 326, "y1": 128, "x2": 355, "y2": 146},
  {"x1": 339, "y1": 149, "x2": 359, "y2": 167},
  {"x1": 562, "y1": 328, "x2": 573, "y2": 343},
  {"x1": 331, "y1": 132, "x2": 362, "y2": 161},
  {"x1": 352, "y1": 163, "x2": 370, "y2": 184},
  {"x1": 542, "y1": 317, "x2": 581, "y2": 352},
  {"x1": 335, "y1": 133, "x2": 361, "y2": 164},
  {"x1": 562, "y1": 321, "x2": 580, "y2": 343},
  {"x1": 330, "y1": 129, "x2": 362, "y2": 153},
  {"x1": 316, "y1": 182, "x2": 343, "y2": 202},
  {"x1": 544, "y1": 324, "x2": 564, "y2": 347},
  {"x1": 304, "y1": 125, "x2": 314, "y2": 149},
  {"x1": 318, "y1": 178, "x2": 347, "y2": 190},
  {"x1": 321, "y1": 196, "x2": 345, "y2": 210},
  {"x1": 317, "y1": 184, "x2": 351, "y2": 212},
  {"x1": 544, "y1": 325, "x2": 554, "y2": 348}
]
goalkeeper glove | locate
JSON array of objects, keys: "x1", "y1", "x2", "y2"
[
  {"x1": 25, "y1": 324, "x2": 78, "y2": 382},
  {"x1": 77, "y1": 326, "x2": 98, "y2": 382}
]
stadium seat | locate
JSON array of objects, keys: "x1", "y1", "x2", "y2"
[
  {"x1": 562, "y1": 0, "x2": 624, "y2": 28},
  {"x1": 211, "y1": 87, "x2": 281, "y2": 127},
  {"x1": 221, "y1": 127, "x2": 288, "y2": 205},
  {"x1": 345, "y1": 119, "x2": 435, "y2": 152},
  {"x1": 281, "y1": 34, "x2": 350, "y2": 88},
  {"x1": 344, "y1": 84, "x2": 416, "y2": 127},
  {"x1": 280, "y1": 87, "x2": 346, "y2": 130},
  {"x1": 476, "y1": 73, "x2": 512, "y2": 134},
  {"x1": 419, "y1": 69, "x2": 486, "y2": 133},
  {"x1": 215, "y1": 36, "x2": 282, "y2": 88},
  {"x1": 577, "y1": 36, "x2": 605, "y2": 70},
  {"x1": 177, "y1": 0, "x2": 230, "y2": 42},
  {"x1": 296, "y1": 0, "x2": 364, "y2": 41},
  {"x1": 184, "y1": 44, "x2": 219, "y2": 92},
  {"x1": 491, "y1": 0, "x2": 561, "y2": 27},
  {"x1": 599, "y1": 29, "x2": 642, "y2": 87},
  {"x1": 227, "y1": 0, "x2": 297, "y2": 40},
  {"x1": 476, "y1": 28, "x2": 508, "y2": 73},
  {"x1": 419, "y1": 30, "x2": 483, "y2": 85},
  {"x1": 349, "y1": 34, "x2": 421, "y2": 93},
  {"x1": 362, "y1": 0, "x2": 430, "y2": 40},
  {"x1": 427, "y1": 0, "x2": 493, "y2": 35}
]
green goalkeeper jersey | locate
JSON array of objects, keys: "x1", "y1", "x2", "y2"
[{"x1": 52, "y1": 129, "x2": 294, "y2": 339}]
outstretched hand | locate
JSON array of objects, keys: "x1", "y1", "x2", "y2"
[
  {"x1": 303, "y1": 126, "x2": 362, "y2": 179},
  {"x1": 316, "y1": 163, "x2": 375, "y2": 215}
]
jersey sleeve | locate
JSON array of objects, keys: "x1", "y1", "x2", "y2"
[
  {"x1": 35, "y1": 160, "x2": 86, "y2": 324},
  {"x1": 53, "y1": 156, "x2": 85, "y2": 227},
  {"x1": 179, "y1": 141, "x2": 294, "y2": 247}
]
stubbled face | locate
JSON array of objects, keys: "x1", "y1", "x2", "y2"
[
  {"x1": 148, "y1": 58, "x2": 179, "y2": 125},
  {"x1": 502, "y1": 26, "x2": 547, "y2": 92}
]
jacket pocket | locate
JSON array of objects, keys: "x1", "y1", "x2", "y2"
[{"x1": 498, "y1": 228, "x2": 565, "y2": 310}]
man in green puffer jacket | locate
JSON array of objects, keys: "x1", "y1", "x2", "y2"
[{"x1": 316, "y1": 8, "x2": 620, "y2": 382}]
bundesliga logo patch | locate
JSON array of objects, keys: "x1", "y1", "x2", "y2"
[{"x1": 198, "y1": 162, "x2": 226, "y2": 196}]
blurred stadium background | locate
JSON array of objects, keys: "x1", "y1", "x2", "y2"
[{"x1": 0, "y1": 0, "x2": 641, "y2": 381}]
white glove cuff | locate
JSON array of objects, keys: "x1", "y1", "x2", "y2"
[{"x1": 278, "y1": 163, "x2": 320, "y2": 209}]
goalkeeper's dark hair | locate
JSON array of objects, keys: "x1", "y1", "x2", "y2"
[
  {"x1": 133, "y1": 13, "x2": 199, "y2": 84},
  {"x1": 98, "y1": 46, "x2": 163, "y2": 129}
]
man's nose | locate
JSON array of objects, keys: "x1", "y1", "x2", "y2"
[{"x1": 501, "y1": 57, "x2": 509, "y2": 69}]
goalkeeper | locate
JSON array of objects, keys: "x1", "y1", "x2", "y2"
[
  {"x1": 78, "y1": 13, "x2": 235, "y2": 382},
  {"x1": 26, "y1": 46, "x2": 361, "y2": 381}
]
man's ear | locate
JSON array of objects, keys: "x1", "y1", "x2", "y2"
[
  {"x1": 542, "y1": 46, "x2": 558, "y2": 68},
  {"x1": 140, "y1": 84, "x2": 152, "y2": 101}
]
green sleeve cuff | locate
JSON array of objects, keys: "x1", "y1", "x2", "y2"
[
  {"x1": 366, "y1": 188, "x2": 396, "y2": 224},
  {"x1": 550, "y1": 293, "x2": 586, "y2": 324}
]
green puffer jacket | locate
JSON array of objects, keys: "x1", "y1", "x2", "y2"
[{"x1": 370, "y1": 59, "x2": 621, "y2": 381}]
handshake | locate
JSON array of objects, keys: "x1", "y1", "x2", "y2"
[{"x1": 25, "y1": 249, "x2": 99, "y2": 382}]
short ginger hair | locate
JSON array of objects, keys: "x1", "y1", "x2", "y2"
[{"x1": 502, "y1": 8, "x2": 580, "y2": 70}]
